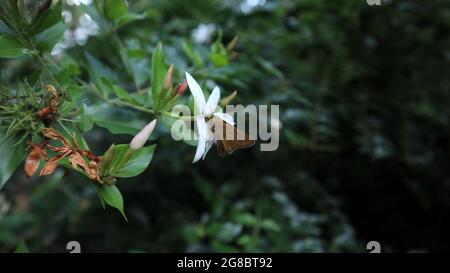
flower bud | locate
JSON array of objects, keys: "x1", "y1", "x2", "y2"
[
  {"x1": 226, "y1": 36, "x2": 238, "y2": 52},
  {"x1": 163, "y1": 64, "x2": 174, "y2": 91},
  {"x1": 220, "y1": 90, "x2": 237, "y2": 107},
  {"x1": 174, "y1": 80, "x2": 188, "y2": 95},
  {"x1": 130, "y1": 119, "x2": 157, "y2": 150}
]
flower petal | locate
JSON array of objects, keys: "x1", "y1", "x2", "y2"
[
  {"x1": 185, "y1": 72, "x2": 206, "y2": 113},
  {"x1": 213, "y1": 112, "x2": 235, "y2": 125},
  {"x1": 205, "y1": 86, "x2": 220, "y2": 114},
  {"x1": 196, "y1": 116, "x2": 208, "y2": 140},
  {"x1": 193, "y1": 138, "x2": 206, "y2": 163},
  {"x1": 193, "y1": 117, "x2": 207, "y2": 163},
  {"x1": 202, "y1": 138, "x2": 215, "y2": 160}
]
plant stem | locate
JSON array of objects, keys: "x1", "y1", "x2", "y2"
[
  {"x1": 36, "y1": 53, "x2": 61, "y2": 89},
  {"x1": 22, "y1": 36, "x2": 61, "y2": 89},
  {"x1": 107, "y1": 98, "x2": 155, "y2": 114}
]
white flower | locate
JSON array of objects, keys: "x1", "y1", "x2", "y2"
[
  {"x1": 130, "y1": 119, "x2": 157, "y2": 150},
  {"x1": 66, "y1": 0, "x2": 93, "y2": 6},
  {"x1": 185, "y1": 72, "x2": 235, "y2": 163},
  {"x1": 191, "y1": 23, "x2": 216, "y2": 44}
]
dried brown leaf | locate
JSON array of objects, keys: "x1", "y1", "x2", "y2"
[
  {"x1": 25, "y1": 148, "x2": 41, "y2": 178},
  {"x1": 39, "y1": 159, "x2": 58, "y2": 176}
]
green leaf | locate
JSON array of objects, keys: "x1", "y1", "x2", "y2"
[
  {"x1": 96, "y1": 184, "x2": 127, "y2": 220},
  {"x1": 256, "y1": 57, "x2": 284, "y2": 80},
  {"x1": 128, "y1": 48, "x2": 150, "y2": 87},
  {"x1": 99, "y1": 144, "x2": 115, "y2": 175},
  {"x1": 84, "y1": 52, "x2": 117, "y2": 96},
  {"x1": 232, "y1": 212, "x2": 258, "y2": 226},
  {"x1": 0, "y1": 35, "x2": 28, "y2": 58},
  {"x1": 210, "y1": 53, "x2": 228, "y2": 68},
  {"x1": 111, "y1": 144, "x2": 155, "y2": 178},
  {"x1": 113, "y1": 85, "x2": 136, "y2": 104},
  {"x1": 100, "y1": 77, "x2": 136, "y2": 104},
  {"x1": 150, "y1": 42, "x2": 167, "y2": 107},
  {"x1": 116, "y1": 13, "x2": 146, "y2": 27},
  {"x1": 15, "y1": 241, "x2": 30, "y2": 253},
  {"x1": 260, "y1": 219, "x2": 281, "y2": 232},
  {"x1": 30, "y1": 1, "x2": 62, "y2": 35},
  {"x1": 182, "y1": 40, "x2": 204, "y2": 67},
  {"x1": 83, "y1": 103, "x2": 147, "y2": 135},
  {"x1": 211, "y1": 37, "x2": 227, "y2": 55},
  {"x1": 0, "y1": 20, "x2": 16, "y2": 36},
  {"x1": 0, "y1": 138, "x2": 27, "y2": 189},
  {"x1": 32, "y1": 21, "x2": 66, "y2": 52},
  {"x1": 116, "y1": 38, "x2": 134, "y2": 81},
  {"x1": 93, "y1": 185, "x2": 106, "y2": 209},
  {"x1": 128, "y1": 48, "x2": 147, "y2": 58},
  {"x1": 77, "y1": 104, "x2": 94, "y2": 132},
  {"x1": 104, "y1": 0, "x2": 128, "y2": 21},
  {"x1": 209, "y1": 34, "x2": 229, "y2": 68},
  {"x1": 67, "y1": 85, "x2": 82, "y2": 101}
]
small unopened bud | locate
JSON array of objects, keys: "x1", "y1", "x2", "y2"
[
  {"x1": 174, "y1": 80, "x2": 188, "y2": 96},
  {"x1": 163, "y1": 64, "x2": 174, "y2": 91},
  {"x1": 130, "y1": 119, "x2": 157, "y2": 150},
  {"x1": 220, "y1": 90, "x2": 237, "y2": 107},
  {"x1": 226, "y1": 36, "x2": 238, "y2": 52}
]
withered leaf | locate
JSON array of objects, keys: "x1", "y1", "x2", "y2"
[
  {"x1": 88, "y1": 161, "x2": 101, "y2": 182},
  {"x1": 43, "y1": 128, "x2": 70, "y2": 147},
  {"x1": 24, "y1": 143, "x2": 48, "y2": 178},
  {"x1": 25, "y1": 148, "x2": 41, "y2": 178},
  {"x1": 80, "y1": 149, "x2": 98, "y2": 161},
  {"x1": 69, "y1": 152, "x2": 90, "y2": 172},
  {"x1": 39, "y1": 127, "x2": 104, "y2": 184},
  {"x1": 40, "y1": 159, "x2": 58, "y2": 176}
]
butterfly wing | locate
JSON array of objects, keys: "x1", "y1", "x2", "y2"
[
  {"x1": 216, "y1": 140, "x2": 227, "y2": 156},
  {"x1": 219, "y1": 122, "x2": 255, "y2": 155}
]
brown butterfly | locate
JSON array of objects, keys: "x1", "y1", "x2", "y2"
[{"x1": 207, "y1": 116, "x2": 256, "y2": 156}]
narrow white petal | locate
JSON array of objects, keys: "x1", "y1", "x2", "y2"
[
  {"x1": 204, "y1": 86, "x2": 220, "y2": 114},
  {"x1": 202, "y1": 138, "x2": 215, "y2": 160},
  {"x1": 185, "y1": 72, "x2": 206, "y2": 113},
  {"x1": 196, "y1": 116, "x2": 207, "y2": 140},
  {"x1": 213, "y1": 112, "x2": 235, "y2": 125},
  {"x1": 193, "y1": 117, "x2": 207, "y2": 163},
  {"x1": 193, "y1": 138, "x2": 206, "y2": 163}
]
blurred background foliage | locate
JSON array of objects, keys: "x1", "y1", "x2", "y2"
[{"x1": 1, "y1": 0, "x2": 450, "y2": 252}]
